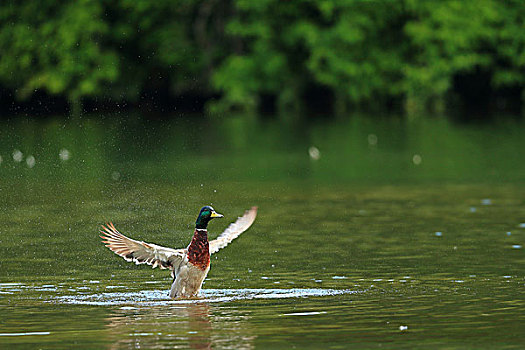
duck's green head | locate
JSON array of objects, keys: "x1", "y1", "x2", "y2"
[{"x1": 195, "y1": 205, "x2": 223, "y2": 229}]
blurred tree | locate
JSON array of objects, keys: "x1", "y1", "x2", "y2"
[
  {"x1": 212, "y1": 0, "x2": 409, "y2": 113},
  {"x1": 103, "y1": 0, "x2": 229, "y2": 103},
  {"x1": 0, "y1": 0, "x2": 523, "y2": 116},
  {"x1": 404, "y1": 0, "x2": 525, "y2": 112},
  {"x1": 0, "y1": 1, "x2": 118, "y2": 114},
  {"x1": 213, "y1": 0, "x2": 525, "y2": 114}
]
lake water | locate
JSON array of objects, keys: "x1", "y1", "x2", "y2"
[{"x1": 0, "y1": 114, "x2": 524, "y2": 348}]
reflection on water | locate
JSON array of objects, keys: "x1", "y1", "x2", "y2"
[
  {"x1": 105, "y1": 301, "x2": 267, "y2": 350},
  {"x1": 1, "y1": 114, "x2": 525, "y2": 184},
  {"x1": 1, "y1": 283, "x2": 358, "y2": 349},
  {"x1": 1, "y1": 272, "x2": 524, "y2": 349},
  {"x1": 105, "y1": 303, "x2": 220, "y2": 350}
]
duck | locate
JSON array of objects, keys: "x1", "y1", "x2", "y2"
[{"x1": 100, "y1": 206, "x2": 257, "y2": 299}]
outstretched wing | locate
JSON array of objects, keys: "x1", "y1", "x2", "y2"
[
  {"x1": 209, "y1": 207, "x2": 258, "y2": 254},
  {"x1": 100, "y1": 223, "x2": 185, "y2": 270}
]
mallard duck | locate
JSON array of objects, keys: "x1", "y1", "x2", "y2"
[{"x1": 100, "y1": 206, "x2": 257, "y2": 299}]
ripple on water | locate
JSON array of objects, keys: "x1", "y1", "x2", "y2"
[
  {"x1": 283, "y1": 311, "x2": 327, "y2": 316},
  {"x1": 0, "y1": 332, "x2": 51, "y2": 337},
  {"x1": 54, "y1": 288, "x2": 359, "y2": 306}
]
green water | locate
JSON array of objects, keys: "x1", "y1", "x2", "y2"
[{"x1": 0, "y1": 114, "x2": 524, "y2": 349}]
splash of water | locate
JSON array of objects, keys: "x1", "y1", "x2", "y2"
[{"x1": 55, "y1": 288, "x2": 359, "y2": 306}]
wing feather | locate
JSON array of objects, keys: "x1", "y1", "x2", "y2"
[
  {"x1": 209, "y1": 207, "x2": 258, "y2": 254},
  {"x1": 100, "y1": 222, "x2": 184, "y2": 270}
]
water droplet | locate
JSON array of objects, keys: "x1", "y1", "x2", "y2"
[
  {"x1": 511, "y1": 245, "x2": 522, "y2": 249},
  {"x1": 399, "y1": 325, "x2": 408, "y2": 331},
  {"x1": 506, "y1": 232, "x2": 511, "y2": 236},
  {"x1": 481, "y1": 199, "x2": 492, "y2": 205},
  {"x1": 12, "y1": 149, "x2": 23, "y2": 162},
  {"x1": 59, "y1": 148, "x2": 70, "y2": 161},
  {"x1": 470, "y1": 207, "x2": 477, "y2": 213},
  {"x1": 26, "y1": 155, "x2": 35, "y2": 168},
  {"x1": 367, "y1": 134, "x2": 378, "y2": 146},
  {"x1": 308, "y1": 146, "x2": 320, "y2": 160},
  {"x1": 435, "y1": 231, "x2": 442, "y2": 237},
  {"x1": 518, "y1": 223, "x2": 525, "y2": 228}
]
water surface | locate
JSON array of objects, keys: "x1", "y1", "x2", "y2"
[{"x1": 0, "y1": 114, "x2": 524, "y2": 348}]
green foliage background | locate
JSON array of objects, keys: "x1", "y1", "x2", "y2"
[{"x1": 0, "y1": 0, "x2": 523, "y2": 114}]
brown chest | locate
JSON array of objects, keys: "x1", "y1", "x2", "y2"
[{"x1": 187, "y1": 230, "x2": 211, "y2": 271}]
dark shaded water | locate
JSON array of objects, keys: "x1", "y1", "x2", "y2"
[{"x1": 0, "y1": 114, "x2": 524, "y2": 348}]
